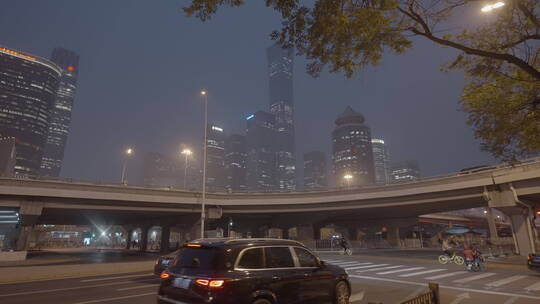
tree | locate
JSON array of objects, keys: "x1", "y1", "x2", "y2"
[{"x1": 184, "y1": 0, "x2": 540, "y2": 160}]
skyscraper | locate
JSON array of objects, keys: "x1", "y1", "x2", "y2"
[
  {"x1": 0, "y1": 137, "x2": 16, "y2": 177},
  {"x1": 206, "y1": 124, "x2": 226, "y2": 191},
  {"x1": 0, "y1": 47, "x2": 62, "y2": 175},
  {"x1": 332, "y1": 106, "x2": 375, "y2": 187},
  {"x1": 303, "y1": 151, "x2": 327, "y2": 190},
  {"x1": 225, "y1": 134, "x2": 247, "y2": 192},
  {"x1": 40, "y1": 48, "x2": 79, "y2": 177},
  {"x1": 246, "y1": 111, "x2": 277, "y2": 190},
  {"x1": 142, "y1": 152, "x2": 181, "y2": 188},
  {"x1": 390, "y1": 160, "x2": 421, "y2": 183},
  {"x1": 371, "y1": 138, "x2": 390, "y2": 185},
  {"x1": 267, "y1": 43, "x2": 296, "y2": 191}
]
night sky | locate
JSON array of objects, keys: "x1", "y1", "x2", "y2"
[{"x1": 0, "y1": 0, "x2": 494, "y2": 184}]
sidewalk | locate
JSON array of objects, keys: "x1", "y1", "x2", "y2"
[{"x1": 0, "y1": 260, "x2": 155, "y2": 284}]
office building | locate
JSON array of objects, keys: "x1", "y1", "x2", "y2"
[
  {"x1": 303, "y1": 151, "x2": 327, "y2": 190},
  {"x1": 390, "y1": 160, "x2": 421, "y2": 183},
  {"x1": 225, "y1": 134, "x2": 247, "y2": 192},
  {"x1": 206, "y1": 124, "x2": 226, "y2": 191},
  {"x1": 246, "y1": 111, "x2": 277, "y2": 190},
  {"x1": 332, "y1": 106, "x2": 375, "y2": 187},
  {"x1": 40, "y1": 48, "x2": 79, "y2": 177},
  {"x1": 0, "y1": 137, "x2": 16, "y2": 177},
  {"x1": 267, "y1": 43, "x2": 296, "y2": 191},
  {"x1": 371, "y1": 138, "x2": 390, "y2": 185},
  {"x1": 142, "y1": 152, "x2": 181, "y2": 188},
  {"x1": 0, "y1": 47, "x2": 62, "y2": 175}
]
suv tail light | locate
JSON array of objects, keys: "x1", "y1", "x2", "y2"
[
  {"x1": 195, "y1": 279, "x2": 225, "y2": 288},
  {"x1": 160, "y1": 272, "x2": 171, "y2": 279}
]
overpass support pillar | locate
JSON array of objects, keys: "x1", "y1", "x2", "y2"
[
  {"x1": 487, "y1": 183, "x2": 538, "y2": 256},
  {"x1": 125, "y1": 227, "x2": 134, "y2": 250},
  {"x1": 485, "y1": 208, "x2": 499, "y2": 240},
  {"x1": 160, "y1": 226, "x2": 171, "y2": 253},
  {"x1": 16, "y1": 202, "x2": 43, "y2": 251},
  {"x1": 140, "y1": 226, "x2": 149, "y2": 252}
]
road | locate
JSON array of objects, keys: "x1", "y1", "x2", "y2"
[{"x1": 1, "y1": 253, "x2": 539, "y2": 303}]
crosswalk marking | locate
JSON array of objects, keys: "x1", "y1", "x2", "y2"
[
  {"x1": 333, "y1": 262, "x2": 360, "y2": 266},
  {"x1": 343, "y1": 263, "x2": 373, "y2": 270},
  {"x1": 425, "y1": 271, "x2": 467, "y2": 280},
  {"x1": 453, "y1": 273, "x2": 496, "y2": 283},
  {"x1": 399, "y1": 269, "x2": 446, "y2": 277},
  {"x1": 377, "y1": 267, "x2": 424, "y2": 275},
  {"x1": 486, "y1": 275, "x2": 528, "y2": 287},
  {"x1": 356, "y1": 265, "x2": 403, "y2": 273},
  {"x1": 346, "y1": 264, "x2": 388, "y2": 270},
  {"x1": 524, "y1": 280, "x2": 540, "y2": 291}
]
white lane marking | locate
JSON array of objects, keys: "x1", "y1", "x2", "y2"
[
  {"x1": 349, "y1": 290, "x2": 365, "y2": 302},
  {"x1": 333, "y1": 261, "x2": 361, "y2": 266},
  {"x1": 0, "y1": 271, "x2": 150, "y2": 285},
  {"x1": 343, "y1": 263, "x2": 373, "y2": 270},
  {"x1": 71, "y1": 292, "x2": 156, "y2": 304},
  {"x1": 377, "y1": 267, "x2": 424, "y2": 275},
  {"x1": 425, "y1": 271, "x2": 467, "y2": 280},
  {"x1": 503, "y1": 297, "x2": 519, "y2": 304},
  {"x1": 349, "y1": 275, "x2": 540, "y2": 301},
  {"x1": 453, "y1": 273, "x2": 496, "y2": 283},
  {"x1": 0, "y1": 278, "x2": 158, "y2": 297},
  {"x1": 81, "y1": 273, "x2": 153, "y2": 282},
  {"x1": 399, "y1": 269, "x2": 446, "y2": 277},
  {"x1": 348, "y1": 264, "x2": 389, "y2": 270},
  {"x1": 485, "y1": 275, "x2": 528, "y2": 287},
  {"x1": 524, "y1": 280, "x2": 540, "y2": 291},
  {"x1": 117, "y1": 284, "x2": 158, "y2": 291},
  {"x1": 356, "y1": 265, "x2": 403, "y2": 273},
  {"x1": 449, "y1": 292, "x2": 470, "y2": 304}
]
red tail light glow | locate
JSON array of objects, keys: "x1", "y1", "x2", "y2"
[
  {"x1": 195, "y1": 279, "x2": 209, "y2": 286},
  {"x1": 195, "y1": 279, "x2": 225, "y2": 288},
  {"x1": 160, "y1": 272, "x2": 171, "y2": 279}
]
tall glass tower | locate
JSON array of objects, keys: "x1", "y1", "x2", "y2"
[
  {"x1": 267, "y1": 43, "x2": 296, "y2": 191},
  {"x1": 371, "y1": 139, "x2": 390, "y2": 185},
  {"x1": 0, "y1": 47, "x2": 62, "y2": 176},
  {"x1": 40, "y1": 48, "x2": 79, "y2": 177}
]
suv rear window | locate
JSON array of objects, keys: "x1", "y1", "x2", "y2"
[
  {"x1": 237, "y1": 248, "x2": 264, "y2": 269},
  {"x1": 173, "y1": 247, "x2": 217, "y2": 269},
  {"x1": 265, "y1": 247, "x2": 294, "y2": 268}
]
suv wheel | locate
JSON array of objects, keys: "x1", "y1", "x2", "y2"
[
  {"x1": 252, "y1": 298, "x2": 272, "y2": 304},
  {"x1": 334, "y1": 281, "x2": 350, "y2": 304}
]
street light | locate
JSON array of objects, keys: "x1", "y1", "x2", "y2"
[
  {"x1": 181, "y1": 148, "x2": 192, "y2": 190},
  {"x1": 344, "y1": 174, "x2": 353, "y2": 189},
  {"x1": 481, "y1": 1, "x2": 505, "y2": 12},
  {"x1": 121, "y1": 147, "x2": 134, "y2": 184},
  {"x1": 200, "y1": 89, "x2": 208, "y2": 239}
]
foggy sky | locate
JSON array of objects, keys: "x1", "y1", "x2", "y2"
[{"x1": 0, "y1": 0, "x2": 495, "y2": 184}]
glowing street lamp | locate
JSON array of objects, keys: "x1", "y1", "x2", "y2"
[
  {"x1": 181, "y1": 148, "x2": 192, "y2": 190},
  {"x1": 121, "y1": 147, "x2": 134, "y2": 184},
  {"x1": 481, "y1": 1, "x2": 505, "y2": 13},
  {"x1": 200, "y1": 89, "x2": 208, "y2": 238}
]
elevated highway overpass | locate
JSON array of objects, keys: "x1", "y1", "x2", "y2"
[{"x1": 1, "y1": 158, "x2": 539, "y2": 255}]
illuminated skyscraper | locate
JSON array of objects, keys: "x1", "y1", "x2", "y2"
[
  {"x1": 332, "y1": 106, "x2": 375, "y2": 187},
  {"x1": 246, "y1": 111, "x2": 277, "y2": 190},
  {"x1": 225, "y1": 134, "x2": 247, "y2": 192},
  {"x1": 267, "y1": 43, "x2": 296, "y2": 191},
  {"x1": 0, "y1": 47, "x2": 62, "y2": 175},
  {"x1": 371, "y1": 138, "x2": 390, "y2": 185},
  {"x1": 390, "y1": 160, "x2": 421, "y2": 183},
  {"x1": 206, "y1": 124, "x2": 226, "y2": 191},
  {"x1": 40, "y1": 48, "x2": 79, "y2": 177},
  {"x1": 303, "y1": 151, "x2": 327, "y2": 190}
]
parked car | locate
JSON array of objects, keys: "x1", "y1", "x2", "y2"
[
  {"x1": 154, "y1": 249, "x2": 181, "y2": 275},
  {"x1": 527, "y1": 253, "x2": 540, "y2": 272},
  {"x1": 157, "y1": 238, "x2": 351, "y2": 304}
]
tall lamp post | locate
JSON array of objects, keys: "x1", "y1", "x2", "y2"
[
  {"x1": 181, "y1": 148, "x2": 192, "y2": 190},
  {"x1": 344, "y1": 174, "x2": 353, "y2": 189},
  {"x1": 121, "y1": 147, "x2": 133, "y2": 184},
  {"x1": 200, "y1": 90, "x2": 208, "y2": 238}
]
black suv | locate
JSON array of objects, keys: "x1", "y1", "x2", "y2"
[{"x1": 157, "y1": 238, "x2": 350, "y2": 304}]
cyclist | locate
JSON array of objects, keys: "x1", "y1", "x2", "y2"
[
  {"x1": 340, "y1": 236, "x2": 350, "y2": 255},
  {"x1": 442, "y1": 238, "x2": 454, "y2": 257}
]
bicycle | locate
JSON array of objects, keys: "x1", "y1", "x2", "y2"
[
  {"x1": 438, "y1": 252, "x2": 464, "y2": 265},
  {"x1": 342, "y1": 248, "x2": 353, "y2": 256}
]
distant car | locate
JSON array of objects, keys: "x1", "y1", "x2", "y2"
[
  {"x1": 157, "y1": 238, "x2": 351, "y2": 304},
  {"x1": 154, "y1": 249, "x2": 180, "y2": 275},
  {"x1": 528, "y1": 253, "x2": 540, "y2": 272}
]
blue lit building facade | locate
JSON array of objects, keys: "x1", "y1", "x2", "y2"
[
  {"x1": 267, "y1": 44, "x2": 296, "y2": 191},
  {"x1": 0, "y1": 47, "x2": 62, "y2": 176},
  {"x1": 225, "y1": 134, "x2": 247, "y2": 192},
  {"x1": 40, "y1": 48, "x2": 79, "y2": 177}
]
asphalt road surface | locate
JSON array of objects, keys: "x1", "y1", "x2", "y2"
[{"x1": 1, "y1": 253, "x2": 540, "y2": 304}]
